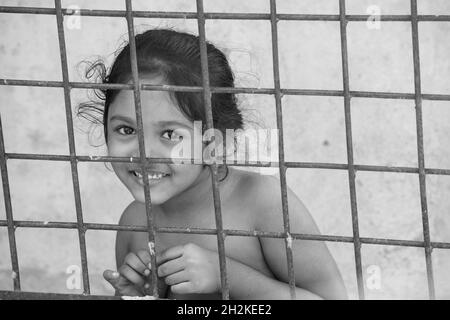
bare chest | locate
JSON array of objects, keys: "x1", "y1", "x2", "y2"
[{"x1": 129, "y1": 205, "x2": 273, "y2": 299}]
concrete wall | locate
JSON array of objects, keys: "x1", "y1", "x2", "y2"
[{"x1": 1, "y1": 0, "x2": 449, "y2": 299}]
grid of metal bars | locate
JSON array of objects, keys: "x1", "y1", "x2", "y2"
[{"x1": 0, "y1": 0, "x2": 449, "y2": 300}]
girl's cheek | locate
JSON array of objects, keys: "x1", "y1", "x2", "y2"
[
  {"x1": 106, "y1": 142, "x2": 117, "y2": 156},
  {"x1": 107, "y1": 143, "x2": 128, "y2": 157}
]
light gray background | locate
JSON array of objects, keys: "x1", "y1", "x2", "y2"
[{"x1": 0, "y1": 0, "x2": 449, "y2": 299}]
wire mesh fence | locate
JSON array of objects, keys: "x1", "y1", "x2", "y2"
[{"x1": 0, "y1": 0, "x2": 449, "y2": 300}]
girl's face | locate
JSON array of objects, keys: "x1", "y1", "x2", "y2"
[{"x1": 107, "y1": 76, "x2": 206, "y2": 205}]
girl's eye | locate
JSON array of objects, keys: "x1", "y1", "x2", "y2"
[
  {"x1": 162, "y1": 130, "x2": 183, "y2": 142},
  {"x1": 116, "y1": 126, "x2": 135, "y2": 135}
]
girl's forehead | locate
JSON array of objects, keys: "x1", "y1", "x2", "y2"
[{"x1": 108, "y1": 89, "x2": 190, "y2": 125}]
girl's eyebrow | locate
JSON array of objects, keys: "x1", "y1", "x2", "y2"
[
  {"x1": 157, "y1": 120, "x2": 193, "y2": 130},
  {"x1": 110, "y1": 116, "x2": 193, "y2": 129},
  {"x1": 110, "y1": 115, "x2": 135, "y2": 124}
]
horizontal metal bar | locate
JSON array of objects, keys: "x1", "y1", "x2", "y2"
[
  {"x1": 1, "y1": 6, "x2": 449, "y2": 22},
  {"x1": 0, "y1": 290, "x2": 120, "y2": 300},
  {"x1": 2, "y1": 79, "x2": 450, "y2": 101},
  {"x1": 5, "y1": 153, "x2": 450, "y2": 176},
  {"x1": 1, "y1": 219, "x2": 449, "y2": 249}
]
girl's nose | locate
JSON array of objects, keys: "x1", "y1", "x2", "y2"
[
  {"x1": 132, "y1": 138, "x2": 163, "y2": 158},
  {"x1": 144, "y1": 142, "x2": 161, "y2": 158}
]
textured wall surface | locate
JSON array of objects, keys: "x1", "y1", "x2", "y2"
[{"x1": 1, "y1": 0, "x2": 449, "y2": 299}]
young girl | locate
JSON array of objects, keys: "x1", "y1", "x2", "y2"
[{"x1": 79, "y1": 29, "x2": 347, "y2": 300}]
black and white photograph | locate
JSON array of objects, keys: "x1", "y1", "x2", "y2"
[{"x1": 0, "y1": 0, "x2": 449, "y2": 305}]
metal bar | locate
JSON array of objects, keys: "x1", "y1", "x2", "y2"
[
  {"x1": 0, "y1": 290, "x2": 120, "y2": 300},
  {"x1": 339, "y1": 0, "x2": 365, "y2": 300},
  {"x1": 4, "y1": 79, "x2": 450, "y2": 101},
  {"x1": 195, "y1": 0, "x2": 230, "y2": 300},
  {"x1": 54, "y1": 0, "x2": 90, "y2": 294},
  {"x1": 269, "y1": 0, "x2": 296, "y2": 300},
  {"x1": 124, "y1": 0, "x2": 158, "y2": 298},
  {"x1": 410, "y1": 0, "x2": 435, "y2": 300},
  {"x1": 1, "y1": 219, "x2": 450, "y2": 249},
  {"x1": 0, "y1": 0, "x2": 447, "y2": 302},
  {"x1": 5, "y1": 153, "x2": 450, "y2": 176},
  {"x1": 2, "y1": 6, "x2": 450, "y2": 22},
  {"x1": 0, "y1": 115, "x2": 21, "y2": 290}
]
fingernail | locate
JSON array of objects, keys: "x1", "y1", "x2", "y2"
[
  {"x1": 148, "y1": 263, "x2": 152, "y2": 270},
  {"x1": 112, "y1": 271, "x2": 119, "y2": 278},
  {"x1": 144, "y1": 269, "x2": 150, "y2": 276}
]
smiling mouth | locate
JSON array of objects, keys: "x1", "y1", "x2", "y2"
[{"x1": 130, "y1": 170, "x2": 170, "y2": 181}]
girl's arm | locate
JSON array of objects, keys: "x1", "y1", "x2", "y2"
[
  {"x1": 250, "y1": 176, "x2": 348, "y2": 300},
  {"x1": 156, "y1": 238, "x2": 343, "y2": 299},
  {"x1": 104, "y1": 201, "x2": 169, "y2": 297},
  {"x1": 223, "y1": 256, "x2": 323, "y2": 299},
  {"x1": 155, "y1": 177, "x2": 347, "y2": 300}
]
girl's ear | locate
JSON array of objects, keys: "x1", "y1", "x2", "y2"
[
  {"x1": 103, "y1": 161, "x2": 115, "y2": 172},
  {"x1": 218, "y1": 164, "x2": 229, "y2": 182}
]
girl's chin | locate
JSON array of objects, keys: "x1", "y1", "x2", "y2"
[{"x1": 132, "y1": 191, "x2": 168, "y2": 206}]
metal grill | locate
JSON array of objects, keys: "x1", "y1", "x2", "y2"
[{"x1": 0, "y1": 0, "x2": 449, "y2": 300}]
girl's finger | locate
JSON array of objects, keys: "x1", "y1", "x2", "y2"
[
  {"x1": 156, "y1": 245, "x2": 184, "y2": 266},
  {"x1": 103, "y1": 269, "x2": 121, "y2": 288},
  {"x1": 164, "y1": 270, "x2": 189, "y2": 286},
  {"x1": 157, "y1": 257, "x2": 185, "y2": 277},
  {"x1": 118, "y1": 264, "x2": 146, "y2": 287},
  {"x1": 104, "y1": 270, "x2": 143, "y2": 296},
  {"x1": 124, "y1": 252, "x2": 147, "y2": 276},
  {"x1": 104, "y1": 269, "x2": 131, "y2": 289},
  {"x1": 170, "y1": 281, "x2": 194, "y2": 295},
  {"x1": 136, "y1": 250, "x2": 152, "y2": 272}
]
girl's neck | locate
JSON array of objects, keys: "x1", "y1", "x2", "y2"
[{"x1": 160, "y1": 166, "x2": 228, "y2": 217}]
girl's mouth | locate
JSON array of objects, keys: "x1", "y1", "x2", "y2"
[{"x1": 129, "y1": 170, "x2": 170, "y2": 185}]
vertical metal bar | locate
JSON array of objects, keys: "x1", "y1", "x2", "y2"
[
  {"x1": 196, "y1": 0, "x2": 230, "y2": 300},
  {"x1": 124, "y1": 0, "x2": 159, "y2": 298},
  {"x1": 54, "y1": 0, "x2": 90, "y2": 294},
  {"x1": 410, "y1": 0, "x2": 435, "y2": 300},
  {"x1": 338, "y1": 0, "x2": 365, "y2": 299},
  {"x1": 269, "y1": 0, "x2": 296, "y2": 299},
  {"x1": 0, "y1": 115, "x2": 21, "y2": 290}
]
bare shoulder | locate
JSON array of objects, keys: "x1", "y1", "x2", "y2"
[
  {"x1": 118, "y1": 200, "x2": 146, "y2": 226},
  {"x1": 232, "y1": 171, "x2": 318, "y2": 234},
  {"x1": 242, "y1": 172, "x2": 347, "y2": 299}
]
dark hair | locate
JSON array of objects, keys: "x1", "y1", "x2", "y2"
[{"x1": 77, "y1": 28, "x2": 244, "y2": 145}]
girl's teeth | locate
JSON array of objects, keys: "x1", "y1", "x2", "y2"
[{"x1": 134, "y1": 171, "x2": 166, "y2": 180}]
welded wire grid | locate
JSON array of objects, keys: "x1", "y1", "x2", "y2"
[{"x1": 0, "y1": 0, "x2": 450, "y2": 300}]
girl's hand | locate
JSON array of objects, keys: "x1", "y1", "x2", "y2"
[
  {"x1": 157, "y1": 243, "x2": 221, "y2": 295},
  {"x1": 103, "y1": 250, "x2": 152, "y2": 296}
]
